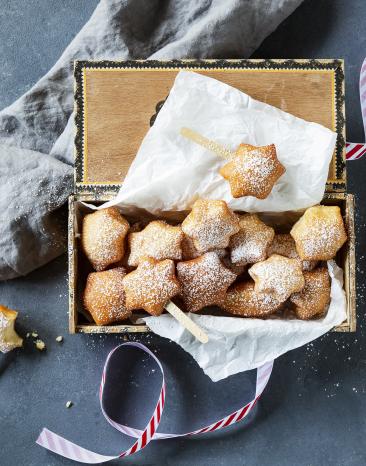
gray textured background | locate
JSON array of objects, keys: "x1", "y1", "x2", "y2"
[{"x1": 1, "y1": 0, "x2": 366, "y2": 465}]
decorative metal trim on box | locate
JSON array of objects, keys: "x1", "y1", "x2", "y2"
[{"x1": 73, "y1": 58, "x2": 346, "y2": 196}]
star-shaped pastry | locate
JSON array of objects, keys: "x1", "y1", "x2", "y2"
[
  {"x1": 268, "y1": 233, "x2": 317, "y2": 271},
  {"x1": 128, "y1": 220, "x2": 183, "y2": 267},
  {"x1": 0, "y1": 305, "x2": 23, "y2": 353},
  {"x1": 82, "y1": 207, "x2": 130, "y2": 271},
  {"x1": 248, "y1": 254, "x2": 305, "y2": 302},
  {"x1": 290, "y1": 267, "x2": 331, "y2": 320},
  {"x1": 176, "y1": 252, "x2": 237, "y2": 312},
  {"x1": 219, "y1": 143, "x2": 285, "y2": 199},
  {"x1": 84, "y1": 267, "x2": 131, "y2": 326},
  {"x1": 122, "y1": 257, "x2": 181, "y2": 316},
  {"x1": 223, "y1": 281, "x2": 283, "y2": 317},
  {"x1": 181, "y1": 199, "x2": 240, "y2": 253},
  {"x1": 290, "y1": 205, "x2": 347, "y2": 261},
  {"x1": 229, "y1": 214, "x2": 275, "y2": 265}
]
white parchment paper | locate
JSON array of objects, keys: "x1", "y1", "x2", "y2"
[
  {"x1": 142, "y1": 261, "x2": 346, "y2": 382},
  {"x1": 105, "y1": 70, "x2": 337, "y2": 213},
  {"x1": 101, "y1": 71, "x2": 345, "y2": 381}
]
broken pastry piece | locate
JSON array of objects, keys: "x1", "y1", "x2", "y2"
[
  {"x1": 181, "y1": 199, "x2": 239, "y2": 253},
  {"x1": 176, "y1": 251, "x2": 237, "y2": 312},
  {"x1": 248, "y1": 254, "x2": 305, "y2": 302},
  {"x1": 123, "y1": 257, "x2": 180, "y2": 316},
  {"x1": 220, "y1": 143, "x2": 285, "y2": 199},
  {"x1": 290, "y1": 205, "x2": 347, "y2": 261},
  {"x1": 223, "y1": 281, "x2": 283, "y2": 317},
  {"x1": 84, "y1": 267, "x2": 131, "y2": 325},
  {"x1": 290, "y1": 267, "x2": 331, "y2": 320},
  {"x1": 82, "y1": 207, "x2": 129, "y2": 271},
  {"x1": 0, "y1": 305, "x2": 23, "y2": 353},
  {"x1": 229, "y1": 214, "x2": 275, "y2": 266},
  {"x1": 128, "y1": 220, "x2": 183, "y2": 267},
  {"x1": 268, "y1": 233, "x2": 317, "y2": 271}
]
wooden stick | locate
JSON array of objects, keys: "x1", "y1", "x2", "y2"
[
  {"x1": 165, "y1": 301, "x2": 209, "y2": 344},
  {"x1": 180, "y1": 127, "x2": 235, "y2": 160}
]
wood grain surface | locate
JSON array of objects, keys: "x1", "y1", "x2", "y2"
[{"x1": 83, "y1": 68, "x2": 336, "y2": 185}]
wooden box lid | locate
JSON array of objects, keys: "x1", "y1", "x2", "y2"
[{"x1": 74, "y1": 59, "x2": 346, "y2": 197}]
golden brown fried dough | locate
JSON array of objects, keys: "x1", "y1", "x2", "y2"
[
  {"x1": 290, "y1": 267, "x2": 331, "y2": 319},
  {"x1": 229, "y1": 214, "x2": 275, "y2": 266},
  {"x1": 223, "y1": 281, "x2": 283, "y2": 317},
  {"x1": 123, "y1": 257, "x2": 180, "y2": 316},
  {"x1": 84, "y1": 268, "x2": 131, "y2": 325},
  {"x1": 82, "y1": 207, "x2": 129, "y2": 271},
  {"x1": 249, "y1": 254, "x2": 305, "y2": 302},
  {"x1": 268, "y1": 233, "x2": 317, "y2": 271},
  {"x1": 176, "y1": 252, "x2": 237, "y2": 312},
  {"x1": 181, "y1": 199, "x2": 239, "y2": 253},
  {"x1": 128, "y1": 220, "x2": 183, "y2": 267},
  {"x1": 0, "y1": 305, "x2": 23, "y2": 353},
  {"x1": 290, "y1": 205, "x2": 347, "y2": 261},
  {"x1": 220, "y1": 143, "x2": 285, "y2": 199}
]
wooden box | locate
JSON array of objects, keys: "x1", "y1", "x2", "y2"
[{"x1": 69, "y1": 59, "x2": 356, "y2": 334}]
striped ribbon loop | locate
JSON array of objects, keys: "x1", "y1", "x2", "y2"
[
  {"x1": 36, "y1": 342, "x2": 273, "y2": 463},
  {"x1": 346, "y1": 57, "x2": 366, "y2": 160}
]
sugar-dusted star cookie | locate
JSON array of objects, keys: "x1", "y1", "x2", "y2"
[
  {"x1": 248, "y1": 254, "x2": 305, "y2": 302},
  {"x1": 176, "y1": 251, "x2": 237, "y2": 312},
  {"x1": 223, "y1": 281, "x2": 283, "y2": 317},
  {"x1": 84, "y1": 267, "x2": 131, "y2": 326},
  {"x1": 268, "y1": 233, "x2": 317, "y2": 271},
  {"x1": 290, "y1": 205, "x2": 347, "y2": 261},
  {"x1": 290, "y1": 267, "x2": 331, "y2": 320},
  {"x1": 128, "y1": 220, "x2": 183, "y2": 267},
  {"x1": 181, "y1": 199, "x2": 240, "y2": 253},
  {"x1": 82, "y1": 207, "x2": 130, "y2": 271},
  {"x1": 122, "y1": 257, "x2": 180, "y2": 316},
  {"x1": 219, "y1": 143, "x2": 285, "y2": 199},
  {"x1": 229, "y1": 214, "x2": 275, "y2": 266}
]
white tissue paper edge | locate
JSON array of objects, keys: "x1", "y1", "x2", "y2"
[
  {"x1": 98, "y1": 71, "x2": 345, "y2": 382},
  {"x1": 141, "y1": 261, "x2": 346, "y2": 382},
  {"x1": 104, "y1": 70, "x2": 337, "y2": 213}
]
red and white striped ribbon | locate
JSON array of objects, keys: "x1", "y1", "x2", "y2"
[
  {"x1": 36, "y1": 342, "x2": 273, "y2": 463},
  {"x1": 346, "y1": 58, "x2": 366, "y2": 160}
]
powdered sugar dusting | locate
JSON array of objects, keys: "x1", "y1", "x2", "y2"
[
  {"x1": 182, "y1": 199, "x2": 239, "y2": 252},
  {"x1": 82, "y1": 208, "x2": 129, "y2": 271},
  {"x1": 249, "y1": 254, "x2": 305, "y2": 302},
  {"x1": 83, "y1": 268, "x2": 130, "y2": 325},
  {"x1": 230, "y1": 214, "x2": 274, "y2": 265},
  {"x1": 123, "y1": 258, "x2": 180, "y2": 316},
  {"x1": 128, "y1": 221, "x2": 183, "y2": 266},
  {"x1": 177, "y1": 251, "x2": 237, "y2": 312},
  {"x1": 268, "y1": 233, "x2": 317, "y2": 271},
  {"x1": 224, "y1": 281, "x2": 283, "y2": 317}
]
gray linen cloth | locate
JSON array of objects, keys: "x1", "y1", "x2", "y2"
[{"x1": 0, "y1": 0, "x2": 303, "y2": 280}]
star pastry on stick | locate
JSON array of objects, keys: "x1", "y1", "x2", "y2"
[
  {"x1": 220, "y1": 143, "x2": 286, "y2": 199},
  {"x1": 176, "y1": 252, "x2": 237, "y2": 312},
  {"x1": 82, "y1": 207, "x2": 129, "y2": 271},
  {"x1": 248, "y1": 254, "x2": 305, "y2": 302},
  {"x1": 84, "y1": 267, "x2": 131, "y2": 326},
  {"x1": 290, "y1": 267, "x2": 331, "y2": 320},
  {"x1": 0, "y1": 305, "x2": 23, "y2": 353},
  {"x1": 128, "y1": 220, "x2": 183, "y2": 267},
  {"x1": 181, "y1": 199, "x2": 240, "y2": 253},
  {"x1": 229, "y1": 213, "x2": 275, "y2": 266},
  {"x1": 268, "y1": 233, "x2": 317, "y2": 271},
  {"x1": 223, "y1": 281, "x2": 283, "y2": 317},
  {"x1": 122, "y1": 257, "x2": 181, "y2": 316},
  {"x1": 290, "y1": 205, "x2": 347, "y2": 261}
]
